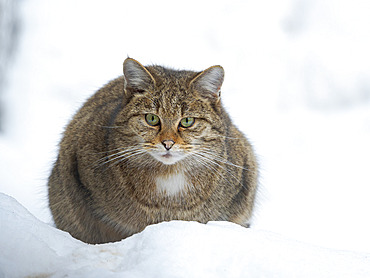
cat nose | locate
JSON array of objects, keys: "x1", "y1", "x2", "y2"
[{"x1": 161, "y1": 140, "x2": 175, "y2": 150}]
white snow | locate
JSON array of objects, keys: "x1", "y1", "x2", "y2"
[
  {"x1": 1, "y1": 0, "x2": 370, "y2": 276},
  {"x1": 1, "y1": 193, "x2": 369, "y2": 278}
]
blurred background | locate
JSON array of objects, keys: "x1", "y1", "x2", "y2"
[{"x1": 1, "y1": 0, "x2": 370, "y2": 253}]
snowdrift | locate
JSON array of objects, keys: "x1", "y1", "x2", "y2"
[{"x1": 0, "y1": 193, "x2": 369, "y2": 278}]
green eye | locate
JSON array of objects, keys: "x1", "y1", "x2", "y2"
[
  {"x1": 145, "y1": 114, "x2": 160, "y2": 126},
  {"x1": 180, "y1": 117, "x2": 195, "y2": 128}
]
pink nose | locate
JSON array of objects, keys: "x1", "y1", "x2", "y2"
[{"x1": 162, "y1": 140, "x2": 175, "y2": 150}]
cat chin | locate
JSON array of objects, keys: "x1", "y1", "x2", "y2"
[{"x1": 151, "y1": 152, "x2": 185, "y2": 165}]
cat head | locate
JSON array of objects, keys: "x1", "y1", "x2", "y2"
[{"x1": 119, "y1": 58, "x2": 226, "y2": 166}]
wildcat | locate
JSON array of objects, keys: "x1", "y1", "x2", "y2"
[{"x1": 48, "y1": 58, "x2": 258, "y2": 244}]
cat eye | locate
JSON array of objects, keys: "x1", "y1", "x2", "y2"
[
  {"x1": 180, "y1": 117, "x2": 195, "y2": 128},
  {"x1": 145, "y1": 114, "x2": 160, "y2": 126}
]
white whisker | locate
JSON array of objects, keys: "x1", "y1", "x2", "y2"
[
  {"x1": 188, "y1": 149, "x2": 249, "y2": 190},
  {"x1": 94, "y1": 147, "x2": 142, "y2": 165},
  {"x1": 102, "y1": 150, "x2": 147, "y2": 170},
  {"x1": 209, "y1": 135, "x2": 243, "y2": 140},
  {"x1": 188, "y1": 153, "x2": 239, "y2": 189},
  {"x1": 93, "y1": 146, "x2": 147, "y2": 169},
  {"x1": 199, "y1": 148, "x2": 249, "y2": 171}
]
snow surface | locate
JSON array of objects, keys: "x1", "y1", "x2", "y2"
[
  {"x1": 1, "y1": 0, "x2": 370, "y2": 276},
  {"x1": 1, "y1": 193, "x2": 369, "y2": 278}
]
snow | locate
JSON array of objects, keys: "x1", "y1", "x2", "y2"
[
  {"x1": 1, "y1": 0, "x2": 370, "y2": 276},
  {"x1": 1, "y1": 193, "x2": 369, "y2": 278}
]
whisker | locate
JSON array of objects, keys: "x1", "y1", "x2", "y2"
[
  {"x1": 188, "y1": 153, "x2": 240, "y2": 190},
  {"x1": 92, "y1": 146, "x2": 133, "y2": 155},
  {"x1": 101, "y1": 150, "x2": 147, "y2": 170},
  {"x1": 142, "y1": 143, "x2": 156, "y2": 149},
  {"x1": 94, "y1": 146, "x2": 142, "y2": 165},
  {"x1": 189, "y1": 150, "x2": 249, "y2": 190},
  {"x1": 211, "y1": 135, "x2": 243, "y2": 140},
  {"x1": 93, "y1": 146, "x2": 145, "y2": 168},
  {"x1": 93, "y1": 124, "x2": 125, "y2": 129},
  {"x1": 199, "y1": 148, "x2": 249, "y2": 171}
]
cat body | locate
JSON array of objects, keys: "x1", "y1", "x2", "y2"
[{"x1": 48, "y1": 58, "x2": 258, "y2": 244}]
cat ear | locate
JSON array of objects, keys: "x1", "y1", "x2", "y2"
[
  {"x1": 190, "y1": 65, "x2": 224, "y2": 100},
  {"x1": 123, "y1": 58, "x2": 156, "y2": 91}
]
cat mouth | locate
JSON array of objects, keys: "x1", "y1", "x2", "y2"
[{"x1": 151, "y1": 151, "x2": 185, "y2": 165}]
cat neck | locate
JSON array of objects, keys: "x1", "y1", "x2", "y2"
[{"x1": 150, "y1": 161, "x2": 194, "y2": 197}]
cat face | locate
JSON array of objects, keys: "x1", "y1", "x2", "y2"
[
  {"x1": 127, "y1": 94, "x2": 219, "y2": 165},
  {"x1": 142, "y1": 112, "x2": 195, "y2": 165},
  {"x1": 117, "y1": 58, "x2": 225, "y2": 166}
]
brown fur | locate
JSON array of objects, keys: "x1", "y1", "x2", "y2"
[{"x1": 48, "y1": 58, "x2": 258, "y2": 244}]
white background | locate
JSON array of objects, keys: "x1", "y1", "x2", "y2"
[{"x1": 1, "y1": 0, "x2": 370, "y2": 255}]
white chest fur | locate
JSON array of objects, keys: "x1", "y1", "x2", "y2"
[{"x1": 155, "y1": 172, "x2": 189, "y2": 196}]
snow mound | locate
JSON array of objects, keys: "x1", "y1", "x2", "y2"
[{"x1": 0, "y1": 193, "x2": 369, "y2": 278}]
